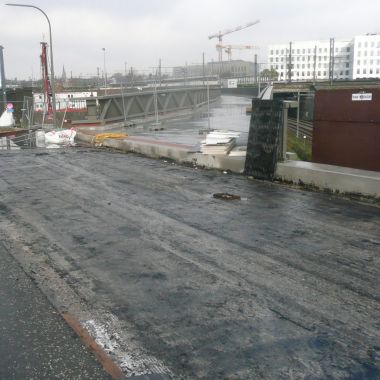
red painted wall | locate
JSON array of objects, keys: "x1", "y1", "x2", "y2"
[{"x1": 312, "y1": 88, "x2": 380, "y2": 171}]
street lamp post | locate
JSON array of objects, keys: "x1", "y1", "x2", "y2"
[
  {"x1": 102, "y1": 47, "x2": 107, "y2": 95},
  {"x1": 6, "y1": 3, "x2": 57, "y2": 127}
]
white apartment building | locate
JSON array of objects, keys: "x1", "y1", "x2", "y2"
[
  {"x1": 268, "y1": 34, "x2": 380, "y2": 82},
  {"x1": 352, "y1": 34, "x2": 380, "y2": 79}
]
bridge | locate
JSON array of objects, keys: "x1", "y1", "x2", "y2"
[{"x1": 72, "y1": 85, "x2": 221, "y2": 126}]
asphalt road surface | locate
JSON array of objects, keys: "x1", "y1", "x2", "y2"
[
  {"x1": 0, "y1": 225, "x2": 113, "y2": 379},
  {"x1": 0, "y1": 148, "x2": 379, "y2": 379}
]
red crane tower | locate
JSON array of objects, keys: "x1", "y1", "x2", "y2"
[{"x1": 40, "y1": 41, "x2": 53, "y2": 120}]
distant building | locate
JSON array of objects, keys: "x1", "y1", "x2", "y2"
[
  {"x1": 172, "y1": 60, "x2": 255, "y2": 78},
  {"x1": 352, "y1": 34, "x2": 380, "y2": 79},
  {"x1": 268, "y1": 34, "x2": 380, "y2": 82}
]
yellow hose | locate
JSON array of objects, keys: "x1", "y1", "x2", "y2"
[{"x1": 92, "y1": 133, "x2": 128, "y2": 146}]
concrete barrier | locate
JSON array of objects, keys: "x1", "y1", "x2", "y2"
[{"x1": 276, "y1": 161, "x2": 380, "y2": 198}]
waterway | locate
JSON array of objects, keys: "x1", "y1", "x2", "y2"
[
  {"x1": 128, "y1": 95, "x2": 252, "y2": 147},
  {"x1": 2, "y1": 95, "x2": 252, "y2": 150}
]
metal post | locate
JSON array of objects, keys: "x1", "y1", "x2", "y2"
[
  {"x1": 0, "y1": 46, "x2": 7, "y2": 109},
  {"x1": 102, "y1": 47, "x2": 107, "y2": 94},
  {"x1": 258, "y1": 63, "x2": 261, "y2": 96},
  {"x1": 313, "y1": 45, "x2": 317, "y2": 84},
  {"x1": 158, "y1": 58, "x2": 162, "y2": 88},
  {"x1": 329, "y1": 38, "x2": 335, "y2": 86},
  {"x1": 288, "y1": 42, "x2": 292, "y2": 83},
  {"x1": 207, "y1": 78, "x2": 210, "y2": 131},
  {"x1": 254, "y1": 54, "x2": 258, "y2": 84},
  {"x1": 296, "y1": 91, "x2": 300, "y2": 138},
  {"x1": 6, "y1": 3, "x2": 57, "y2": 127},
  {"x1": 282, "y1": 103, "x2": 289, "y2": 160},
  {"x1": 202, "y1": 52, "x2": 205, "y2": 86}
]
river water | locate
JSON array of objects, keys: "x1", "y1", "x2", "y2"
[
  {"x1": 1, "y1": 95, "x2": 252, "y2": 150},
  {"x1": 128, "y1": 95, "x2": 252, "y2": 147}
]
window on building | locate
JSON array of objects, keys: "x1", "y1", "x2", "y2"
[
  {"x1": 358, "y1": 51, "x2": 361, "y2": 57},
  {"x1": 357, "y1": 60, "x2": 361, "y2": 65},
  {"x1": 370, "y1": 68, "x2": 373, "y2": 74},
  {"x1": 357, "y1": 68, "x2": 360, "y2": 74},
  {"x1": 364, "y1": 60, "x2": 367, "y2": 65},
  {"x1": 324, "y1": 48, "x2": 327, "y2": 52},
  {"x1": 376, "y1": 68, "x2": 380, "y2": 74},
  {"x1": 346, "y1": 63, "x2": 350, "y2": 68},
  {"x1": 371, "y1": 42, "x2": 375, "y2": 47},
  {"x1": 377, "y1": 60, "x2": 380, "y2": 65},
  {"x1": 323, "y1": 71, "x2": 326, "y2": 76},
  {"x1": 340, "y1": 71, "x2": 343, "y2": 75},
  {"x1": 364, "y1": 51, "x2": 368, "y2": 56},
  {"x1": 345, "y1": 70, "x2": 349, "y2": 75},
  {"x1": 365, "y1": 42, "x2": 368, "y2": 48},
  {"x1": 363, "y1": 68, "x2": 367, "y2": 74},
  {"x1": 371, "y1": 51, "x2": 374, "y2": 56},
  {"x1": 307, "y1": 71, "x2": 310, "y2": 76},
  {"x1": 301, "y1": 72, "x2": 305, "y2": 76},
  {"x1": 270, "y1": 58, "x2": 273, "y2": 63},
  {"x1": 370, "y1": 60, "x2": 373, "y2": 65},
  {"x1": 308, "y1": 49, "x2": 311, "y2": 54},
  {"x1": 347, "y1": 47, "x2": 351, "y2": 52},
  {"x1": 276, "y1": 50, "x2": 279, "y2": 54},
  {"x1": 276, "y1": 57, "x2": 279, "y2": 62},
  {"x1": 302, "y1": 49, "x2": 305, "y2": 54},
  {"x1": 319, "y1": 48, "x2": 322, "y2": 53}
]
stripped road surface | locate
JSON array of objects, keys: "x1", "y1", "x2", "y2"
[{"x1": 0, "y1": 148, "x2": 379, "y2": 379}]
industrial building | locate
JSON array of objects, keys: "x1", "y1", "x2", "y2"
[{"x1": 172, "y1": 60, "x2": 256, "y2": 79}]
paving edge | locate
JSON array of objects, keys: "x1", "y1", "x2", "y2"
[{"x1": 62, "y1": 313, "x2": 125, "y2": 380}]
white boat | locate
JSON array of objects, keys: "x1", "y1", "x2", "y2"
[{"x1": 44, "y1": 128, "x2": 76, "y2": 145}]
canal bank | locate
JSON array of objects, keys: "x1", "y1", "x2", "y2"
[{"x1": 75, "y1": 128, "x2": 380, "y2": 199}]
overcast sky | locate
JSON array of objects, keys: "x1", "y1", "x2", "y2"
[{"x1": 1, "y1": 0, "x2": 379, "y2": 79}]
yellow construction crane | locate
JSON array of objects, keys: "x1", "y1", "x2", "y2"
[
  {"x1": 216, "y1": 44, "x2": 259, "y2": 61},
  {"x1": 208, "y1": 20, "x2": 260, "y2": 63}
]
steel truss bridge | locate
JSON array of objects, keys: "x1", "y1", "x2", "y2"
[{"x1": 73, "y1": 85, "x2": 221, "y2": 126}]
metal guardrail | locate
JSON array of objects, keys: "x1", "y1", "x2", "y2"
[{"x1": 287, "y1": 117, "x2": 313, "y2": 139}]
